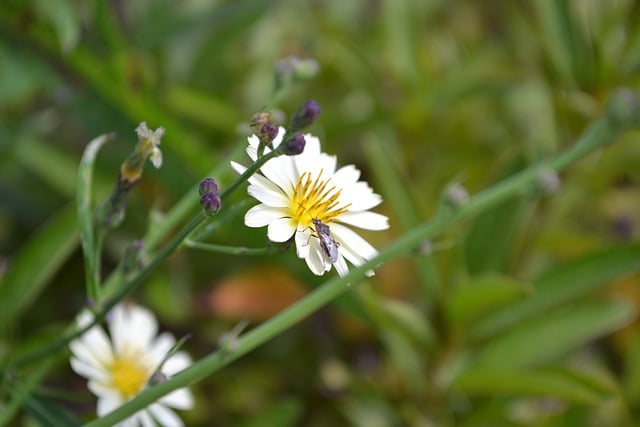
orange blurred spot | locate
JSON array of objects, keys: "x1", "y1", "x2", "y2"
[{"x1": 204, "y1": 267, "x2": 307, "y2": 321}]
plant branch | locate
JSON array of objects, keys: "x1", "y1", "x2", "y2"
[{"x1": 85, "y1": 97, "x2": 635, "y2": 427}]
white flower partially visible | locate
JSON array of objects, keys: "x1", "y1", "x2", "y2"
[
  {"x1": 69, "y1": 303, "x2": 193, "y2": 427},
  {"x1": 231, "y1": 127, "x2": 389, "y2": 277},
  {"x1": 135, "y1": 122, "x2": 164, "y2": 169}
]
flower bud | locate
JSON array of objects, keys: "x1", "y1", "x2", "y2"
[
  {"x1": 200, "y1": 190, "x2": 221, "y2": 215},
  {"x1": 606, "y1": 87, "x2": 640, "y2": 130},
  {"x1": 290, "y1": 100, "x2": 321, "y2": 132},
  {"x1": 199, "y1": 177, "x2": 219, "y2": 197},
  {"x1": 281, "y1": 133, "x2": 306, "y2": 155}
]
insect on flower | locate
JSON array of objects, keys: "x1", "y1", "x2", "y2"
[
  {"x1": 297, "y1": 201, "x2": 340, "y2": 265},
  {"x1": 231, "y1": 127, "x2": 389, "y2": 277}
]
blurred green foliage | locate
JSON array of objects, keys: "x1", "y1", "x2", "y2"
[{"x1": 2, "y1": 0, "x2": 640, "y2": 426}]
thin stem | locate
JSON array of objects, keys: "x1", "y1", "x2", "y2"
[
  {"x1": 184, "y1": 239, "x2": 288, "y2": 256},
  {"x1": 5, "y1": 212, "x2": 207, "y2": 370},
  {"x1": 77, "y1": 134, "x2": 113, "y2": 302},
  {"x1": 85, "y1": 114, "x2": 623, "y2": 427},
  {"x1": 5, "y1": 141, "x2": 283, "y2": 370},
  {"x1": 219, "y1": 148, "x2": 281, "y2": 201}
]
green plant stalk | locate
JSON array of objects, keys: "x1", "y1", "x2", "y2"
[
  {"x1": 0, "y1": 357, "x2": 57, "y2": 426},
  {"x1": 86, "y1": 111, "x2": 627, "y2": 427},
  {"x1": 362, "y1": 131, "x2": 441, "y2": 302},
  {"x1": 77, "y1": 134, "x2": 113, "y2": 302},
  {"x1": 144, "y1": 144, "x2": 246, "y2": 252},
  {"x1": 6, "y1": 144, "x2": 283, "y2": 371},
  {"x1": 184, "y1": 240, "x2": 283, "y2": 255}
]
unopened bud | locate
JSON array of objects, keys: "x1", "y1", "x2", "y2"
[
  {"x1": 199, "y1": 177, "x2": 219, "y2": 197},
  {"x1": 290, "y1": 100, "x2": 321, "y2": 132},
  {"x1": 535, "y1": 168, "x2": 562, "y2": 195},
  {"x1": 274, "y1": 57, "x2": 319, "y2": 91},
  {"x1": 200, "y1": 191, "x2": 221, "y2": 215},
  {"x1": 606, "y1": 87, "x2": 640, "y2": 130},
  {"x1": 281, "y1": 133, "x2": 306, "y2": 155},
  {"x1": 442, "y1": 182, "x2": 469, "y2": 209}
]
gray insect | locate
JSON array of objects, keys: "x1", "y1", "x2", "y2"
[{"x1": 311, "y1": 218, "x2": 339, "y2": 263}]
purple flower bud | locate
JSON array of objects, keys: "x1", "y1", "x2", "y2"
[
  {"x1": 199, "y1": 178, "x2": 219, "y2": 197},
  {"x1": 262, "y1": 123, "x2": 279, "y2": 142},
  {"x1": 281, "y1": 133, "x2": 306, "y2": 155},
  {"x1": 200, "y1": 191, "x2": 221, "y2": 215},
  {"x1": 290, "y1": 100, "x2": 321, "y2": 131}
]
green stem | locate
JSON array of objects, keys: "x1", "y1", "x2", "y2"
[
  {"x1": 6, "y1": 212, "x2": 207, "y2": 371},
  {"x1": 6, "y1": 140, "x2": 282, "y2": 371},
  {"x1": 184, "y1": 240, "x2": 287, "y2": 256},
  {"x1": 219, "y1": 148, "x2": 281, "y2": 201},
  {"x1": 0, "y1": 357, "x2": 57, "y2": 426},
  {"x1": 85, "y1": 114, "x2": 623, "y2": 427},
  {"x1": 77, "y1": 134, "x2": 113, "y2": 302}
]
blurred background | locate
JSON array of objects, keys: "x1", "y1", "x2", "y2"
[{"x1": 2, "y1": 0, "x2": 640, "y2": 425}]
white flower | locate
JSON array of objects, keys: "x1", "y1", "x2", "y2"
[
  {"x1": 135, "y1": 122, "x2": 164, "y2": 169},
  {"x1": 69, "y1": 303, "x2": 194, "y2": 427},
  {"x1": 231, "y1": 127, "x2": 389, "y2": 277}
]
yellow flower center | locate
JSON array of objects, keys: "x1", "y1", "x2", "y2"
[
  {"x1": 109, "y1": 352, "x2": 150, "y2": 399},
  {"x1": 290, "y1": 170, "x2": 350, "y2": 227}
]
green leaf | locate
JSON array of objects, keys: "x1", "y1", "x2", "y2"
[
  {"x1": 472, "y1": 243, "x2": 640, "y2": 340},
  {"x1": 24, "y1": 396, "x2": 82, "y2": 427},
  {"x1": 454, "y1": 367, "x2": 616, "y2": 405},
  {"x1": 77, "y1": 133, "x2": 113, "y2": 301},
  {"x1": 464, "y1": 155, "x2": 532, "y2": 276},
  {"x1": 0, "y1": 205, "x2": 78, "y2": 332},
  {"x1": 237, "y1": 398, "x2": 303, "y2": 427},
  {"x1": 472, "y1": 300, "x2": 635, "y2": 370},
  {"x1": 32, "y1": 0, "x2": 80, "y2": 53},
  {"x1": 446, "y1": 275, "x2": 533, "y2": 328}
]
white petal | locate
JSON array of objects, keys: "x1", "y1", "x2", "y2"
[
  {"x1": 150, "y1": 148, "x2": 163, "y2": 169},
  {"x1": 339, "y1": 183, "x2": 382, "y2": 211},
  {"x1": 163, "y1": 352, "x2": 192, "y2": 376},
  {"x1": 267, "y1": 218, "x2": 297, "y2": 242},
  {"x1": 332, "y1": 164, "x2": 361, "y2": 185},
  {"x1": 259, "y1": 156, "x2": 296, "y2": 195},
  {"x1": 247, "y1": 133, "x2": 260, "y2": 150},
  {"x1": 339, "y1": 211, "x2": 389, "y2": 230},
  {"x1": 69, "y1": 339, "x2": 110, "y2": 372},
  {"x1": 138, "y1": 410, "x2": 156, "y2": 427},
  {"x1": 74, "y1": 314, "x2": 114, "y2": 366},
  {"x1": 333, "y1": 255, "x2": 349, "y2": 277},
  {"x1": 96, "y1": 391, "x2": 123, "y2": 417},
  {"x1": 229, "y1": 161, "x2": 247, "y2": 175},
  {"x1": 245, "y1": 204, "x2": 287, "y2": 228},
  {"x1": 294, "y1": 136, "x2": 323, "y2": 175},
  {"x1": 120, "y1": 415, "x2": 141, "y2": 427},
  {"x1": 332, "y1": 223, "x2": 378, "y2": 262},
  {"x1": 70, "y1": 357, "x2": 110, "y2": 383},
  {"x1": 294, "y1": 229, "x2": 312, "y2": 258},
  {"x1": 88, "y1": 380, "x2": 118, "y2": 398},
  {"x1": 317, "y1": 153, "x2": 338, "y2": 177},
  {"x1": 247, "y1": 184, "x2": 289, "y2": 208},
  {"x1": 109, "y1": 304, "x2": 158, "y2": 355},
  {"x1": 160, "y1": 388, "x2": 194, "y2": 410},
  {"x1": 149, "y1": 333, "x2": 176, "y2": 366},
  {"x1": 149, "y1": 403, "x2": 184, "y2": 427},
  {"x1": 304, "y1": 238, "x2": 331, "y2": 275}
]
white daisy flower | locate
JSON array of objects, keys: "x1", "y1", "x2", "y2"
[
  {"x1": 69, "y1": 303, "x2": 194, "y2": 427},
  {"x1": 231, "y1": 127, "x2": 389, "y2": 277}
]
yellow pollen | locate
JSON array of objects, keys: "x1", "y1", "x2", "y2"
[
  {"x1": 290, "y1": 170, "x2": 350, "y2": 227},
  {"x1": 109, "y1": 353, "x2": 150, "y2": 398}
]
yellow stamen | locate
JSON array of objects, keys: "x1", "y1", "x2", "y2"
[
  {"x1": 290, "y1": 170, "x2": 351, "y2": 227},
  {"x1": 109, "y1": 351, "x2": 150, "y2": 398}
]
